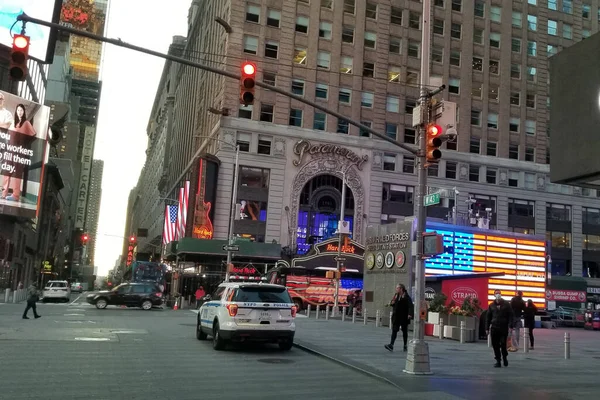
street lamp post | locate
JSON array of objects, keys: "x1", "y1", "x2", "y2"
[
  {"x1": 225, "y1": 145, "x2": 240, "y2": 282},
  {"x1": 332, "y1": 169, "x2": 348, "y2": 317}
]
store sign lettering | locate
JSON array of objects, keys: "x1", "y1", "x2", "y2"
[
  {"x1": 292, "y1": 140, "x2": 369, "y2": 170},
  {"x1": 231, "y1": 266, "x2": 259, "y2": 275},
  {"x1": 546, "y1": 289, "x2": 586, "y2": 303},
  {"x1": 324, "y1": 244, "x2": 355, "y2": 254}
]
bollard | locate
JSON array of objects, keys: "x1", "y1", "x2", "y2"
[
  {"x1": 342, "y1": 307, "x2": 346, "y2": 322},
  {"x1": 389, "y1": 311, "x2": 393, "y2": 330},
  {"x1": 523, "y1": 328, "x2": 529, "y2": 353},
  {"x1": 439, "y1": 318, "x2": 444, "y2": 340},
  {"x1": 325, "y1": 305, "x2": 330, "y2": 321},
  {"x1": 306, "y1": 304, "x2": 311, "y2": 317},
  {"x1": 375, "y1": 310, "x2": 381, "y2": 327},
  {"x1": 487, "y1": 332, "x2": 492, "y2": 348},
  {"x1": 363, "y1": 308, "x2": 368, "y2": 325},
  {"x1": 4, "y1": 289, "x2": 9, "y2": 303},
  {"x1": 564, "y1": 332, "x2": 570, "y2": 359},
  {"x1": 352, "y1": 308, "x2": 357, "y2": 323},
  {"x1": 460, "y1": 321, "x2": 466, "y2": 344},
  {"x1": 316, "y1": 305, "x2": 320, "y2": 319}
]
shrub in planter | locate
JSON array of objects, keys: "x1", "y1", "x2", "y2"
[{"x1": 427, "y1": 293, "x2": 449, "y2": 324}]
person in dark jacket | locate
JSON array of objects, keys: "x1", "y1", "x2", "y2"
[
  {"x1": 523, "y1": 299, "x2": 537, "y2": 350},
  {"x1": 22, "y1": 283, "x2": 41, "y2": 320},
  {"x1": 509, "y1": 291, "x2": 526, "y2": 351},
  {"x1": 384, "y1": 284, "x2": 413, "y2": 352},
  {"x1": 486, "y1": 289, "x2": 514, "y2": 368}
]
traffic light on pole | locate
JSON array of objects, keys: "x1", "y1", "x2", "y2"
[
  {"x1": 82, "y1": 233, "x2": 89, "y2": 245},
  {"x1": 129, "y1": 235, "x2": 136, "y2": 244},
  {"x1": 426, "y1": 123, "x2": 443, "y2": 163},
  {"x1": 9, "y1": 34, "x2": 30, "y2": 81},
  {"x1": 240, "y1": 62, "x2": 256, "y2": 106}
]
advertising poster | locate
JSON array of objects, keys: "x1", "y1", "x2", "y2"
[
  {"x1": 0, "y1": 0, "x2": 61, "y2": 62},
  {"x1": 441, "y1": 277, "x2": 489, "y2": 307},
  {"x1": 0, "y1": 90, "x2": 50, "y2": 219}
]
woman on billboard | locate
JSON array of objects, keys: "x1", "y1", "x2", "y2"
[{"x1": 1, "y1": 104, "x2": 37, "y2": 201}]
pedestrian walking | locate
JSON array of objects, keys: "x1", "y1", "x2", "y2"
[
  {"x1": 195, "y1": 286, "x2": 206, "y2": 309},
  {"x1": 486, "y1": 290, "x2": 514, "y2": 368},
  {"x1": 384, "y1": 284, "x2": 413, "y2": 353},
  {"x1": 523, "y1": 299, "x2": 537, "y2": 350},
  {"x1": 509, "y1": 290, "x2": 526, "y2": 351},
  {"x1": 346, "y1": 291, "x2": 355, "y2": 316},
  {"x1": 22, "y1": 282, "x2": 41, "y2": 320}
]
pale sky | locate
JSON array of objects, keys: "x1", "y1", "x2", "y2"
[{"x1": 93, "y1": 1, "x2": 189, "y2": 275}]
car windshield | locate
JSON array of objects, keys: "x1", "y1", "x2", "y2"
[
  {"x1": 49, "y1": 282, "x2": 67, "y2": 288},
  {"x1": 233, "y1": 286, "x2": 292, "y2": 303}
]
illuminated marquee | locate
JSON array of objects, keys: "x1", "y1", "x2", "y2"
[{"x1": 425, "y1": 229, "x2": 547, "y2": 308}]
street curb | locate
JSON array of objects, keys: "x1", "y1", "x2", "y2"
[{"x1": 293, "y1": 340, "x2": 403, "y2": 390}]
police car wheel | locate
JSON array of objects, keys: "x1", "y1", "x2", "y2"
[{"x1": 212, "y1": 321, "x2": 226, "y2": 350}]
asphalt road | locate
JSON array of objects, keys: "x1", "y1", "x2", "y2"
[{"x1": 0, "y1": 299, "x2": 407, "y2": 400}]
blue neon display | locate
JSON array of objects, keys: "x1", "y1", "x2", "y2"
[{"x1": 425, "y1": 228, "x2": 474, "y2": 274}]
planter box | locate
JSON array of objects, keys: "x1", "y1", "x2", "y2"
[
  {"x1": 447, "y1": 314, "x2": 459, "y2": 327},
  {"x1": 425, "y1": 323, "x2": 435, "y2": 336},
  {"x1": 457, "y1": 316, "x2": 477, "y2": 330},
  {"x1": 427, "y1": 312, "x2": 448, "y2": 325},
  {"x1": 443, "y1": 325, "x2": 476, "y2": 342}
]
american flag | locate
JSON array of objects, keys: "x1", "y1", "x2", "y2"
[
  {"x1": 176, "y1": 181, "x2": 190, "y2": 239},
  {"x1": 163, "y1": 204, "x2": 178, "y2": 245}
]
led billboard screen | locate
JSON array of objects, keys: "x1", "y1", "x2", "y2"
[
  {"x1": 0, "y1": 0, "x2": 61, "y2": 62},
  {"x1": 425, "y1": 227, "x2": 547, "y2": 308},
  {"x1": 0, "y1": 90, "x2": 50, "y2": 219},
  {"x1": 549, "y1": 31, "x2": 600, "y2": 188}
]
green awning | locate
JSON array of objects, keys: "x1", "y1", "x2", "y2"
[
  {"x1": 549, "y1": 276, "x2": 587, "y2": 291},
  {"x1": 174, "y1": 237, "x2": 281, "y2": 260}
]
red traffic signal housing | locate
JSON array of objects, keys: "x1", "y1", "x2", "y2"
[
  {"x1": 129, "y1": 235, "x2": 136, "y2": 243},
  {"x1": 82, "y1": 233, "x2": 89, "y2": 244},
  {"x1": 426, "y1": 123, "x2": 443, "y2": 163},
  {"x1": 9, "y1": 34, "x2": 30, "y2": 81},
  {"x1": 240, "y1": 62, "x2": 256, "y2": 106}
]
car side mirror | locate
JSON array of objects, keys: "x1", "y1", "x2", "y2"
[{"x1": 202, "y1": 294, "x2": 212, "y2": 301}]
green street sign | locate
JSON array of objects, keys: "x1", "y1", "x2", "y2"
[{"x1": 424, "y1": 193, "x2": 441, "y2": 207}]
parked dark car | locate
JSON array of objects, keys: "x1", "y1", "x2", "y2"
[{"x1": 86, "y1": 282, "x2": 163, "y2": 310}]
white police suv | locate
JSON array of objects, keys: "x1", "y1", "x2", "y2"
[{"x1": 196, "y1": 282, "x2": 297, "y2": 351}]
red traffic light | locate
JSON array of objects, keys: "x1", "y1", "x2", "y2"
[
  {"x1": 240, "y1": 62, "x2": 256, "y2": 105},
  {"x1": 428, "y1": 124, "x2": 442, "y2": 137},
  {"x1": 129, "y1": 236, "x2": 136, "y2": 243},
  {"x1": 242, "y1": 63, "x2": 255, "y2": 75},
  {"x1": 13, "y1": 35, "x2": 29, "y2": 49},
  {"x1": 82, "y1": 234, "x2": 89, "y2": 243},
  {"x1": 9, "y1": 34, "x2": 30, "y2": 81}
]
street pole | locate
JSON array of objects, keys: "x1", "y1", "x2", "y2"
[
  {"x1": 405, "y1": 0, "x2": 432, "y2": 375},
  {"x1": 224, "y1": 145, "x2": 240, "y2": 282},
  {"x1": 332, "y1": 169, "x2": 347, "y2": 317},
  {"x1": 452, "y1": 187, "x2": 458, "y2": 225}
]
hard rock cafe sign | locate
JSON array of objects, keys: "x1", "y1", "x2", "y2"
[{"x1": 292, "y1": 140, "x2": 369, "y2": 170}]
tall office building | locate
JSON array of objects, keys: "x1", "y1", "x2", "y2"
[
  {"x1": 59, "y1": 0, "x2": 110, "y2": 270},
  {"x1": 135, "y1": 1, "x2": 600, "y2": 288},
  {"x1": 85, "y1": 159, "x2": 104, "y2": 267}
]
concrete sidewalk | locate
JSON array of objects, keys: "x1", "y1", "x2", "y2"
[{"x1": 294, "y1": 316, "x2": 600, "y2": 399}]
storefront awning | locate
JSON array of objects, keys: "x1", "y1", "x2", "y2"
[{"x1": 173, "y1": 237, "x2": 281, "y2": 260}]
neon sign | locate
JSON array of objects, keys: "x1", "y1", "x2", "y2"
[
  {"x1": 324, "y1": 244, "x2": 356, "y2": 254},
  {"x1": 231, "y1": 266, "x2": 259, "y2": 275},
  {"x1": 425, "y1": 227, "x2": 547, "y2": 308},
  {"x1": 126, "y1": 245, "x2": 134, "y2": 267}
]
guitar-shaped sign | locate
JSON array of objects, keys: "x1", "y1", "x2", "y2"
[{"x1": 193, "y1": 159, "x2": 214, "y2": 239}]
